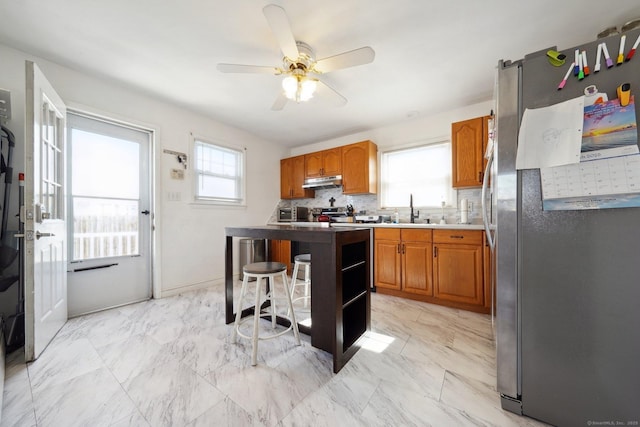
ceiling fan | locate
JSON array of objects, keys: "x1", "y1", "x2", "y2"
[{"x1": 217, "y1": 4, "x2": 375, "y2": 110}]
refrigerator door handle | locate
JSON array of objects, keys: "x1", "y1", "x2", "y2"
[{"x1": 481, "y1": 149, "x2": 495, "y2": 250}]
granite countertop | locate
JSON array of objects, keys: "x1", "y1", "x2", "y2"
[{"x1": 267, "y1": 222, "x2": 485, "y2": 230}]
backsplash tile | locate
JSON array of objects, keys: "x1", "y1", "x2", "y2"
[{"x1": 272, "y1": 187, "x2": 485, "y2": 225}]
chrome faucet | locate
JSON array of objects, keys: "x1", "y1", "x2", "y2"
[{"x1": 410, "y1": 194, "x2": 419, "y2": 223}]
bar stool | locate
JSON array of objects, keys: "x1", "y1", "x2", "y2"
[
  {"x1": 290, "y1": 253, "x2": 311, "y2": 310},
  {"x1": 231, "y1": 261, "x2": 300, "y2": 366}
]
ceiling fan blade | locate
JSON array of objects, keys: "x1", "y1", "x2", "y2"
[
  {"x1": 315, "y1": 47, "x2": 375, "y2": 73},
  {"x1": 271, "y1": 92, "x2": 288, "y2": 111},
  {"x1": 316, "y1": 77, "x2": 347, "y2": 107},
  {"x1": 263, "y1": 4, "x2": 299, "y2": 60},
  {"x1": 217, "y1": 63, "x2": 280, "y2": 74}
]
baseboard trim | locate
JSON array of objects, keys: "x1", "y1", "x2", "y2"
[{"x1": 159, "y1": 275, "x2": 232, "y2": 298}]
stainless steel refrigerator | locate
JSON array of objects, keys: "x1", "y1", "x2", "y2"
[{"x1": 493, "y1": 29, "x2": 640, "y2": 426}]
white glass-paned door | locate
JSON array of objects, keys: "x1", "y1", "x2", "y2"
[{"x1": 67, "y1": 112, "x2": 152, "y2": 317}]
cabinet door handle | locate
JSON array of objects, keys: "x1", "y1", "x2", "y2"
[
  {"x1": 397, "y1": 243, "x2": 401, "y2": 254},
  {"x1": 434, "y1": 246, "x2": 438, "y2": 257},
  {"x1": 478, "y1": 171, "x2": 483, "y2": 182},
  {"x1": 450, "y1": 235, "x2": 464, "y2": 239},
  {"x1": 401, "y1": 244, "x2": 405, "y2": 254}
]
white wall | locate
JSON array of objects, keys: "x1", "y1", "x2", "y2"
[
  {"x1": 0, "y1": 43, "x2": 286, "y2": 308},
  {"x1": 287, "y1": 101, "x2": 494, "y2": 223},
  {"x1": 289, "y1": 101, "x2": 493, "y2": 156}
]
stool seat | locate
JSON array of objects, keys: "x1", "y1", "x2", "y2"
[
  {"x1": 243, "y1": 261, "x2": 287, "y2": 275},
  {"x1": 293, "y1": 254, "x2": 310, "y2": 263}
]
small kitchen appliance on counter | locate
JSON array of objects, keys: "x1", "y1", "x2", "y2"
[
  {"x1": 278, "y1": 206, "x2": 309, "y2": 222},
  {"x1": 355, "y1": 215, "x2": 383, "y2": 223}
]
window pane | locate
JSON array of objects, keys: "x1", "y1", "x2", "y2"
[
  {"x1": 72, "y1": 129, "x2": 140, "y2": 199},
  {"x1": 41, "y1": 101, "x2": 64, "y2": 220},
  {"x1": 381, "y1": 142, "x2": 454, "y2": 207},
  {"x1": 198, "y1": 175, "x2": 238, "y2": 199},
  {"x1": 194, "y1": 139, "x2": 244, "y2": 202},
  {"x1": 73, "y1": 197, "x2": 139, "y2": 260}
]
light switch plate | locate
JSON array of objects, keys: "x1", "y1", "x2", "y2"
[{"x1": 167, "y1": 191, "x2": 182, "y2": 201}]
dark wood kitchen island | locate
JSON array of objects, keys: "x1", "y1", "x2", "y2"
[{"x1": 225, "y1": 225, "x2": 371, "y2": 373}]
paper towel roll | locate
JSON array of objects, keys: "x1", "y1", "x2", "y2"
[{"x1": 460, "y1": 199, "x2": 468, "y2": 224}]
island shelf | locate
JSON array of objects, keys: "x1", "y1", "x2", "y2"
[{"x1": 225, "y1": 225, "x2": 371, "y2": 373}]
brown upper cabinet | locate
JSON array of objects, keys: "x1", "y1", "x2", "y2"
[
  {"x1": 280, "y1": 155, "x2": 314, "y2": 199},
  {"x1": 342, "y1": 140, "x2": 377, "y2": 195},
  {"x1": 304, "y1": 147, "x2": 342, "y2": 178},
  {"x1": 451, "y1": 116, "x2": 489, "y2": 188}
]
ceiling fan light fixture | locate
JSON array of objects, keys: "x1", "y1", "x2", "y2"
[
  {"x1": 282, "y1": 75, "x2": 317, "y2": 102},
  {"x1": 282, "y1": 75, "x2": 298, "y2": 99},
  {"x1": 300, "y1": 78, "x2": 317, "y2": 101},
  {"x1": 217, "y1": 5, "x2": 375, "y2": 110}
]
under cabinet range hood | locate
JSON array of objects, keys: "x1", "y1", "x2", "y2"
[{"x1": 302, "y1": 175, "x2": 342, "y2": 189}]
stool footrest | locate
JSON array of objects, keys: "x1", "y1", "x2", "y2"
[
  {"x1": 231, "y1": 264, "x2": 301, "y2": 366},
  {"x1": 235, "y1": 316, "x2": 296, "y2": 341}
]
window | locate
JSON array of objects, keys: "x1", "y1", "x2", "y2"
[
  {"x1": 67, "y1": 112, "x2": 151, "y2": 261},
  {"x1": 193, "y1": 136, "x2": 245, "y2": 204},
  {"x1": 380, "y1": 141, "x2": 455, "y2": 208}
]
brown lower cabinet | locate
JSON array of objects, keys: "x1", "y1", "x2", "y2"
[
  {"x1": 374, "y1": 228, "x2": 432, "y2": 295},
  {"x1": 375, "y1": 228, "x2": 489, "y2": 314},
  {"x1": 433, "y1": 229, "x2": 483, "y2": 306},
  {"x1": 269, "y1": 239, "x2": 291, "y2": 273}
]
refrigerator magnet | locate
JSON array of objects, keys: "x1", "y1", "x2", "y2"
[
  {"x1": 617, "y1": 82, "x2": 631, "y2": 106},
  {"x1": 546, "y1": 50, "x2": 566, "y2": 66}
]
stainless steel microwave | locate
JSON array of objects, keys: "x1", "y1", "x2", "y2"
[{"x1": 278, "y1": 207, "x2": 309, "y2": 222}]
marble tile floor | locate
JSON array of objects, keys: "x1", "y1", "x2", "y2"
[{"x1": 1, "y1": 283, "x2": 549, "y2": 427}]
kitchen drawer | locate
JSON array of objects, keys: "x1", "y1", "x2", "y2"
[
  {"x1": 375, "y1": 228, "x2": 400, "y2": 240},
  {"x1": 433, "y1": 229, "x2": 482, "y2": 245},
  {"x1": 401, "y1": 229, "x2": 432, "y2": 242}
]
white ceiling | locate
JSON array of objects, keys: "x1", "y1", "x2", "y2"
[{"x1": 1, "y1": 1, "x2": 639, "y2": 147}]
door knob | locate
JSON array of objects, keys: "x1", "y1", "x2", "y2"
[
  {"x1": 35, "y1": 231, "x2": 55, "y2": 239},
  {"x1": 141, "y1": 210, "x2": 150, "y2": 215}
]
